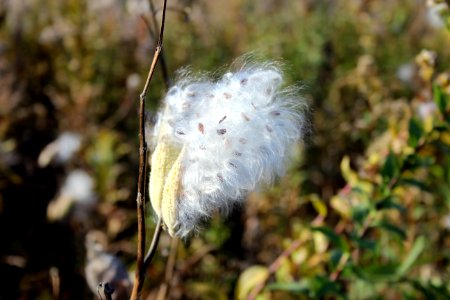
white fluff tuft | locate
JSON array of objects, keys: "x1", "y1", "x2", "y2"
[{"x1": 152, "y1": 62, "x2": 307, "y2": 237}]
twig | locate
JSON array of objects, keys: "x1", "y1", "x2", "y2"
[
  {"x1": 154, "y1": 5, "x2": 189, "y2": 20},
  {"x1": 329, "y1": 252, "x2": 349, "y2": 281},
  {"x1": 148, "y1": 0, "x2": 170, "y2": 89},
  {"x1": 49, "y1": 267, "x2": 60, "y2": 300},
  {"x1": 246, "y1": 240, "x2": 302, "y2": 300},
  {"x1": 130, "y1": 0, "x2": 168, "y2": 299},
  {"x1": 178, "y1": 245, "x2": 216, "y2": 273}
]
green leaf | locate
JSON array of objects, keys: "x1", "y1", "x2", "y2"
[
  {"x1": 395, "y1": 236, "x2": 426, "y2": 277},
  {"x1": 372, "y1": 221, "x2": 407, "y2": 240},
  {"x1": 314, "y1": 276, "x2": 345, "y2": 299},
  {"x1": 398, "y1": 178, "x2": 430, "y2": 191},
  {"x1": 186, "y1": 282, "x2": 228, "y2": 300},
  {"x1": 310, "y1": 195, "x2": 328, "y2": 217},
  {"x1": 381, "y1": 152, "x2": 400, "y2": 183},
  {"x1": 268, "y1": 277, "x2": 345, "y2": 299},
  {"x1": 267, "y1": 281, "x2": 311, "y2": 294},
  {"x1": 329, "y1": 249, "x2": 344, "y2": 269},
  {"x1": 235, "y1": 265, "x2": 270, "y2": 300},
  {"x1": 404, "y1": 154, "x2": 435, "y2": 170},
  {"x1": 410, "y1": 280, "x2": 437, "y2": 300},
  {"x1": 349, "y1": 232, "x2": 377, "y2": 251},
  {"x1": 375, "y1": 196, "x2": 406, "y2": 213},
  {"x1": 433, "y1": 84, "x2": 449, "y2": 116},
  {"x1": 349, "y1": 263, "x2": 399, "y2": 282},
  {"x1": 408, "y1": 118, "x2": 424, "y2": 148},
  {"x1": 311, "y1": 226, "x2": 349, "y2": 252},
  {"x1": 351, "y1": 205, "x2": 371, "y2": 225},
  {"x1": 408, "y1": 278, "x2": 450, "y2": 299}
]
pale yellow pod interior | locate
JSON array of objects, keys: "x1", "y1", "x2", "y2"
[
  {"x1": 161, "y1": 146, "x2": 185, "y2": 236},
  {"x1": 149, "y1": 139, "x2": 181, "y2": 217}
]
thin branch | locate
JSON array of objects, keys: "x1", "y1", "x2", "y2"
[
  {"x1": 130, "y1": 0, "x2": 168, "y2": 299},
  {"x1": 148, "y1": 0, "x2": 170, "y2": 89},
  {"x1": 246, "y1": 240, "x2": 302, "y2": 300},
  {"x1": 140, "y1": 15, "x2": 170, "y2": 90},
  {"x1": 154, "y1": 5, "x2": 189, "y2": 21},
  {"x1": 178, "y1": 245, "x2": 216, "y2": 273}
]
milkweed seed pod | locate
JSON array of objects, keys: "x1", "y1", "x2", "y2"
[{"x1": 149, "y1": 62, "x2": 307, "y2": 237}]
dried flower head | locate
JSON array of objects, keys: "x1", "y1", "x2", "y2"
[{"x1": 149, "y1": 62, "x2": 307, "y2": 237}]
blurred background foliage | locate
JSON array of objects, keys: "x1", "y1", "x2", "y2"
[{"x1": 1, "y1": 0, "x2": 450, "y2": 299}]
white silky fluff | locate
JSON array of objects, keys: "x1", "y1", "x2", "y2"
[{"x1": 153, "y1": 63, "x2": 306, "y2": 237}]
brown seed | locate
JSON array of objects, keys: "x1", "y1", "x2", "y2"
[
  {"x1": 240, "y1": 78, "x2": 248, "y2": 85},
  {"x1": 266, "y1": 125, "x2": 273, "y2": 132},
  {"x1": 228, "y1": 162, "x2": 237, "y2": 168},
  {"x1": 223, "y1": 93, "x2": 232, "y2": 99},
  {"x1": 217, "y1": 174, "x2": 224, "y2": 182},
  {"x1": 198, "y1": 123, "x2": 204, "y2": 134},
  {"x1": 233, "y1": 151, "x2": 242, "y2": 157},
  {"x1": 219, "y1": 116, "x2": 227, "y2": 123},
  {"x1": 239, "y1": 138, "x2": 247, "y2": 144},
  {"x1": 217, "y1": 128, "x2": 227, "y2": 135},
  {"x1": 271, "y1": 111, "x2": 280, "y2": 116},
  {"x1": 176, "y1": 129, "x2": 185, "y2": 135},
  {"x1": 224, "y1": 139, "x2": 231, "y2": 148},
  {"x1": 241, "y1": 113, "x2": 250, "y2": 121}
]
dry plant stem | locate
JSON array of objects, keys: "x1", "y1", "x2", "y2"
[
  {"x1": 155, "y1": 237, "x2": 179, "y2": 300},
  {"x1": 140, "y1": 16, "x2": 170, "y2": 90},
  {"x1": 130, "y1": 0, "x2": 168, "y2": 299},
  {"x1": 49, "y1": 267, "x2": 60, "y2": 300},
  {"x1": 143, "y1": 217, "x2": 163, "y2": 271},
  {"x1": 247, "y1": 240, "x2": 302, "y2": 300},
  {"x1": 148, "y1": 0, "x2": 170, "y2": 89}
]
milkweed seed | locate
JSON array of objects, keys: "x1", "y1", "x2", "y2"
[
  {"x1": 241, "y1": 113, "x2": 250, "y2": 121},
  {"x1": 233, "y1": 151, "x2": 242, "y2": 157},
  {"x1": 217, "y1": 128, "x2": 227, "y2": 135},
  {"x1": 270, "y1": 111, "x2": 280, "y2": 116},
  {"x1": 217, "y1": 174, "x2": 224, "y2": 182},
  {"x1": 219, "y1": 116, "x2": 227, "y2": 123},
  {"x1": 228, "y1": 162, "x2": 237, "y2": 168},
  {"x1": 198, "y1": 123, "x2": 204, "y2": 134}
]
